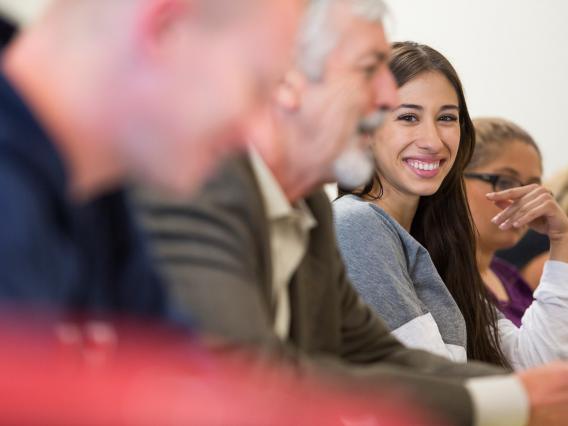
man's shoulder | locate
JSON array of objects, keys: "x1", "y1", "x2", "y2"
[
  {"x1": 0, "y1": 151, "x2": 73, "y2": 297},
  {"x1": 134, "y1": 154, "x2": 268, "y2": 259},
  {"x1": 191, "y1": 155, "x2": 270, "y2": 233},
  {"x1": 149, "y1": 155, "x2": 259, "y2": 206},
  {"x1": 0, "y1": 149, "x2": 69, "y2": 265},
  {"x1": 137, "y1": 154, "x2": 264, "y2": 226},
  {"x1": 0, "y1": 152, "x2": 52, "y2": 221},
  {"x1": 207, "y1": 155, "x2": 261, "y2": 199}
]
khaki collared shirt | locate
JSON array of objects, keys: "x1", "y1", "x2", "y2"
[{"x1": 249, "y1": 150, "x2": 316, "y2": 340}]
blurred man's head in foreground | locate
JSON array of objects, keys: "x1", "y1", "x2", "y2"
[{"x1": 3, "y1": 0, "x2": 304, "y2": 197}]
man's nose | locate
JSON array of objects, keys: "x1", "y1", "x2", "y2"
[{"x1": 373, "y1": 67, "x2": 398, "y2": 113}]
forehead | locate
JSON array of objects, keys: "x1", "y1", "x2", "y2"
[
  {"x1": 477, "y1": 140, "x2": 542, "y2": 178},
  {"x1": 398, "y1": 71, "x2": 458, "y2": 105}
]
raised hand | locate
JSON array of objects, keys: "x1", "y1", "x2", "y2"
[{"x1": 487, "y1": 184, "x2": 568, "y2": 262}]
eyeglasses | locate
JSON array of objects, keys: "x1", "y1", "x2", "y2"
[{"x1": 464, "y1": 173, "x2": 526, "y2": 192}]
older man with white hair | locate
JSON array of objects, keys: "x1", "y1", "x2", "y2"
[{"x1": 137, "y1": 0, "x2": 568, "y2": 425}]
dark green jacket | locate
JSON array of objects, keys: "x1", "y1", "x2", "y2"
[{"x1": 135, "y1": 156, "x2": 508, "y2": 425}]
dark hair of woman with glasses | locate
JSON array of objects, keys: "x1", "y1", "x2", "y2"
[
  {"x1": 334, "y1": 42, "x2": 568, "y2": 371},
  {"x1": 464, "y1": 117, "x2": 568, "y2": 326}
]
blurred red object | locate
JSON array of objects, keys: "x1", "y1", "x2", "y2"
[{"x1": 0, "y1": 315, "x2": 443, "y2": 425}]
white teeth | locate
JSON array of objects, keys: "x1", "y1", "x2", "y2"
[{"x1": 407, "y1": 160, "x2": 440, "y2": 171}]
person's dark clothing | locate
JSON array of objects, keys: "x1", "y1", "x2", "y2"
[
  {"x1": 496, "y1": 230, "x2": 549, "y2": 271},
  {"x1": 490, "y1": 258, "x2": 534, "y2": 327},
  {"x1": 0, "y1": 72, "x2": 166, "y2": 318}
]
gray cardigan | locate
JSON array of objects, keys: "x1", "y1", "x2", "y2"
[{"x1": 333, "y1": 195, "x2": 468, "y2": 361}]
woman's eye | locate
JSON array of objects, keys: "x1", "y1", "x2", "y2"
[
  {"x1": 496, "y1": 177, "x2": 521, "y2": 191},
  {"x1": 397, "y1": 114, "x2": 418, "y2": 122},
  {"x1": 438, "y1": 114, "x2": 458, "y2": 122}
]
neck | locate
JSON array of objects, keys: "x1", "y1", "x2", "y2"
[
  {"x1": 2, "y1": 29, "x2": 124, "y2": 202},
  {"x1": 259, "y1": 145, "x2": 319, "y2": 203},
  {"x1": 476, "y1": 243, "x2": 495, "y2": 275},
  {"x1": 278, "y1": 165, "x2": 324, "y2": 203},
  {"x1": 371, "y1": 184, "x2": 420, "y2": 232},
  {"x1": 250, "y1": 116, "x2": 322, "y2": 203}
]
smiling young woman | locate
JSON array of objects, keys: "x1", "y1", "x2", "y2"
[{"x1": 334, "y1": 42, "x2": 568, "y2": 370}]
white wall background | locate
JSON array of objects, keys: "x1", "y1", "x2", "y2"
[
  {"x1": 0, "y1": 0, "x2": 49, "y2": 25},
  {"x1": 1, "y1": 0, "x2": 567, "y2": 178}
]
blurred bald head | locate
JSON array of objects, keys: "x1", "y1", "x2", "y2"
[{"x1": 3, "y1": 0, "x2": 304, "y2": 197}]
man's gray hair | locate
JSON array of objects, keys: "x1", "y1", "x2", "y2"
[{"x1": 296, "y1": 0, "x2": 388, "y2": 81}]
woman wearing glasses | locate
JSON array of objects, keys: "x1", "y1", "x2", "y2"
[
  {"x1": 334, "y1": 42, "x2": 568, "y2": 370},
  {"x1": 464, "y1": 118, "x2": 555, "y2": 326}
]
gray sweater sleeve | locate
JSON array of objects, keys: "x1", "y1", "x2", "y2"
[{"x1": 333, "y1": 196, "x2": 426, "y2": 331}]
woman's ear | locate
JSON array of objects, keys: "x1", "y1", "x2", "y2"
[{"x1": 274, "y1": 69, "x2": 307, "y2": 112}]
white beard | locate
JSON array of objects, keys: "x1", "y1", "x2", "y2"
[
  {"x1": 333, "y1": 109, "x2": 388, "y2": 189},
  {"x1": 333, "y1": 143, "x2": 374, "y2": 189}
]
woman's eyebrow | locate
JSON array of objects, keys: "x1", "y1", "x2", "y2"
[
  {"x1": 394, "y1": 104, "x2": 423, "y2": 111},
  {"x1": 494, "y1": 167, "x2": 520, "y2": 176},
  {"x1": 440, "y1": 105, "x2": 459, "y2": 111}
]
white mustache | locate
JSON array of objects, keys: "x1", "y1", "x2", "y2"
[{"x1": 358, "y1": 109, "x2": 389, "y2": 135}]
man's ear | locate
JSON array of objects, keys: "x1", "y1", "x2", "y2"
[
  {"x1": 274, "y1": 69, "x2": 307, "y2": 112},
  {"x1": 136, "y1": 0, "x2": 193, "y2": 57}
]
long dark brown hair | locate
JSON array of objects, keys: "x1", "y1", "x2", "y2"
[{"x1": 339, "y1": 42, "x2": 509, "y2": 367}]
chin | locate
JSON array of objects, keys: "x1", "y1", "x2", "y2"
[
  {"x1": 410, "y1": 182, "x2": 443, "y2": 197},
  {"x1": 151, "y1": 172, "x2": 199, "y2": 198},
  {"x1": 494, "y1": 231, "x2": 524, "y2": 251},
  {"x1": 149, "y1": 156, "x2": 212, "y2": 198}
]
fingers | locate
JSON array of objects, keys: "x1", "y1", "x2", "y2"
[
  {"x1": 486, "y1": 183, "x2": 540, "y2": 202},
  {"x1": 490, "y1": 186, "x2": 568, "y2": 239},
  {"x1": 509, "y1": 196, "x2": 553, "y2": 228},
  {"x1": 495, "y1": 197, "x2": 550, "y2": 230},
  {"x1": 491, "y1": 186, "x2": 551, "y2": 227},
  {"x1": 494, "y1": 199, "x2": 513, "y2": 211}
]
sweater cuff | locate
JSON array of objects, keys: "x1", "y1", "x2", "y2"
[
  {"x1": 536, "y1": 260, "x2": 568, "y2": 295},
  {"x1": 465, "y1": 375, "x2": 529, "y2": 426}
]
